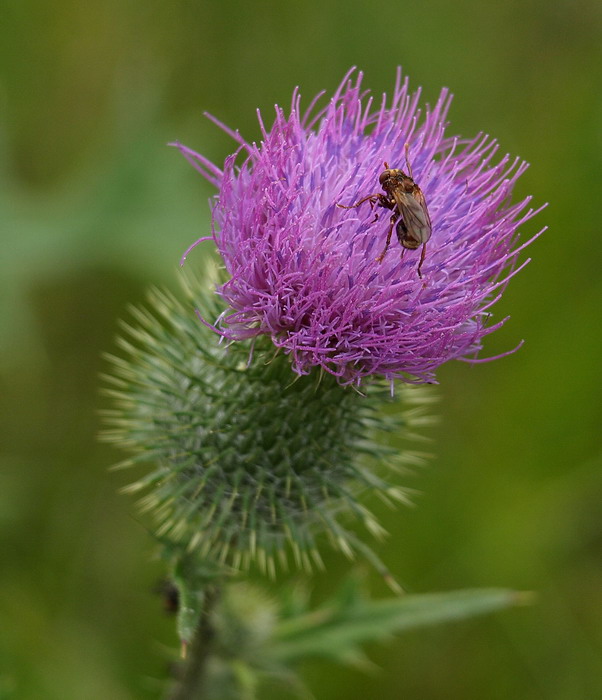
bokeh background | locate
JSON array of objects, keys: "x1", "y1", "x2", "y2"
[{"x1": 2, "y1": 0, "x2": 601, "y2": 697}]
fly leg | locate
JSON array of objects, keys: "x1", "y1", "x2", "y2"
[
  {"x1": 417, "y1": 242, "x2": 427, "y2": 278},
  {"x1": 368, "y1": 197, "x2": 380, "y2": 223},
  {"x1": 337, "y1": 193, "x2": 381, "y2": 209},
  {"x1": 376, "y1": 209, "x2": 400, "y2": 263}
]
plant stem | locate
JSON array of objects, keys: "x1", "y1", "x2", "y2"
[{"x1": 168, "y1": 586, "x2": 220, "y2": 700}]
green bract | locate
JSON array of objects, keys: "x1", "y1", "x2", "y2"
[{"x1": 102, "y1": 272, "x2": 434, "y2": 575}]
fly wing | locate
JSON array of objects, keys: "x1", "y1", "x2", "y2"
[{"x1": 392, "y1": 189, "x2": 432, "y2": 247}]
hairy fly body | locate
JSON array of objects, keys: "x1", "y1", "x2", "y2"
[{"x1": 338, "y1": 146, "x2": 432, "y2": 277}]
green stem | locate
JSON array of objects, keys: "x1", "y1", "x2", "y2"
[{"x1": 168, "y1": 586, "x2": 220, "y2": 700}]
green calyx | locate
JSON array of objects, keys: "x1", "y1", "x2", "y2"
[{"x1": 102, "y1": 272, "x2": 433, "y2": 575}]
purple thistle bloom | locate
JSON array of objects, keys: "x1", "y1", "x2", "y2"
[{"x1": 173, "y1": 68, "x2": 545, "y2": 386}]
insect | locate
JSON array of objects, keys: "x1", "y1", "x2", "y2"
[{"x1": 337, "y1": 145, "x2": 432, "y2": 277}]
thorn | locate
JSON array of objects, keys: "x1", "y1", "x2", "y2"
[{"x1": 383, "y1": 572, "x2": 405, "y2": 595}]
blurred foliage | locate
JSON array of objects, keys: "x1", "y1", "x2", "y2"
[
  {"x1": 167, "y1": 579, "x2": 525, "y2": 699},
  {"x1": 1, "y1": 0, "x2": 601, "y2": 698}
]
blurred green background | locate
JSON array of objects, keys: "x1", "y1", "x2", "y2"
[{"x1": 1, "y1": 0, "x2": 601, "y2": 697}]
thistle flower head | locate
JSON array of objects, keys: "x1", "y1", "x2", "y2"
[{"x1": 174, "y1": 68, "x2": 545, "y2": 386}]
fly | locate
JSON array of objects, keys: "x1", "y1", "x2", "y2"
[{"x1": 337, "y1": 145, "x2": 432, "y2": 277}]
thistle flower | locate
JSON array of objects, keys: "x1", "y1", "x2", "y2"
[
  {"x1": 103, "y1": 69, "x2": 542, "y2": 579},
  {"x1": 174, "y1": 68, "x2": 545, "y2": 386}
]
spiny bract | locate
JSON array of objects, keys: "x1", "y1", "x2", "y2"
[{"x1": 102, "y1": 275, "x2": 434, "y2": 575}]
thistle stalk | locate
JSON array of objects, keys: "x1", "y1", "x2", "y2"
[{"x1": 168, "y1": 586, "x2": 219, "y2": 700}]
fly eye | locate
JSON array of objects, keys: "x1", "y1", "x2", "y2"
[{"x1": 378, "y1": 171, "x2": 390, "y2": 185}]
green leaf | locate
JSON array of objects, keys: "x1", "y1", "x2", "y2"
[{"x1": 271, "y1": 588, "x2": 529, "y2": 664}]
